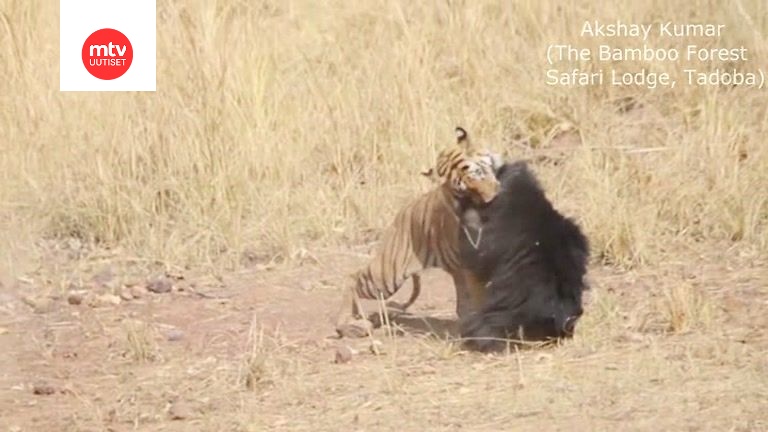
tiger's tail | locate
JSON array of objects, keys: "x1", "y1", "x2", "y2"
[
  {"x1": 353, "y1": 265, "x2": 420, "y2": 301},
  {"x1": 382, "y1": 274, "x2": 422, "y2": 313}
]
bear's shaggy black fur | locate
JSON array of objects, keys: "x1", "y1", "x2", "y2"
[{"x1": 458, "y1": 161, "x2": 590, "y2": 352}]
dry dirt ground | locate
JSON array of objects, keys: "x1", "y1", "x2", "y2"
[{"x1": 0, "y1": 242, "x2": 766, "y2": 431}]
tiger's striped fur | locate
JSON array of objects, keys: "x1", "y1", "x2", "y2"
[{"x1": 335, "y1": 127, "x2": 503, "y2": 338}]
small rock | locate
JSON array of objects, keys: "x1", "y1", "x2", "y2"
[
  {"x1": 119, "y1": 288, "x2": 134, "y2": 302},
  {"x1": 92, "y1": 266, "x2": 116, "y2": 287},
  {"x1": 130, "y1": 285, "x2": 148, "y2": 299},
  {"x1": 67, "y1": 292, "x2": 84, "y2": 305},
  {"x1": 87, "y1": 293, "x2": 122, "y2": 308},
  {"x1": 22, "y1": 296, "x2": 53, "y2": 314},
  {"x1": 84, "y1": 294, "x2": 98, "y2": 308},
  {"x1": 334, "y1": 345, "x2": 357, "y2": 364},
  {"x1": 165, "y1": 328, "x2": 184, "y2": 342},
  {"x1": 32, "y1": 382, "x2": 56, "y2": 395},
  {"x1": 123, "y1": 276, "x2": 142, "y2": 288},
  {"x1": 168, "y1": 400, "x2": 194, "y2": 420},
  {"x1": 299, "y1": 281, "x2": 313, "y2": 291},
  {"x1": 146, "y1": 277, "x2": 173, "y2": 294},
  {"x1": 336, "y1": 319, "x2": 374, "y2": 338},
  {"x1": 369, "y1": 340, "x2": 384, "y2": 355},
  {"x1": 100, "y1": 294, "x2": 122, "y2": 306},
  {"x1": 0, "y1": 327, "x2": 8, "y2": 335}
]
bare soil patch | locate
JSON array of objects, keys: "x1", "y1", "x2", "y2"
[{"x1": 0, "y1": 244, "x2": 766, "y2": 431}]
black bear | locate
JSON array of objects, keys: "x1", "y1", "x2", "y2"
[{"x1": 458, "y1": 161, "x2": 590, "y2": 352}]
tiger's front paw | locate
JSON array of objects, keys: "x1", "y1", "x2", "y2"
[{"x1": 336, "y1": 318, "x2": 374, "y2": 338}]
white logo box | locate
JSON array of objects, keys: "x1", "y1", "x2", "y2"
[{"x1": 60, "y1": 0, "x2": 156, "y2": 92}]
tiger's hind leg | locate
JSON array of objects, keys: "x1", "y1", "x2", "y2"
[
  {"x1": 335, "y1": 242, "x2": 424, "y2": 338},
  {"x1": 335, "y1": 275, "x2": 421, "y2": 338},
  {"x1": 334, "y1": 282, "x2": 375, "y2": 339}
]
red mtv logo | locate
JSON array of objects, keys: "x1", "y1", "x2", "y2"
[{"x1": 81, "y1": 28, "x2": 133, "y2": 80}]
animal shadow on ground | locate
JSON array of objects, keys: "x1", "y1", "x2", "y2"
[
  {"x1": 366, "y1": 311, "x2": 561, "y2": 351},
  {"x1": 367, "y1": 309, "x2": 459, "y2": 339}
]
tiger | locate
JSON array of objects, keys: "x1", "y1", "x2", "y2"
[{"x1": 335, "y1": 127, "x2": 504, "y2": 338}]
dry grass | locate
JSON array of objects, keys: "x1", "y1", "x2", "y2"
[
  {"x1": 660, "y1": 282, "x2": 714, "y2": 333},
  {"x1": 122, "y1": 319, "x2": 158, "y2": 363},
  {"x1": 238, "y1": 317, "x2": 286, "y2": 391},
  {"x1": 0, "y1": 0, "x2": 766, "y2": 272}
]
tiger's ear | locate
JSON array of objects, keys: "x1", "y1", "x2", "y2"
[
  {"x1": 455, "y1": 126, "x2": 474, "y2": 150},
  {"x1": 420, "y1": 167, "x2": 440, "y2": 183}
]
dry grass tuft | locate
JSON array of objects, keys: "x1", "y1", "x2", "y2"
[
  {"x1": 238, "y1": 317, "x2": 284, "y2": 391},
  {"x1": 122, "y1": 319, "x2": 158, "y2": 363},
  {"x1": 660, "y1": 283, "x2": 714, "y2": 334}
]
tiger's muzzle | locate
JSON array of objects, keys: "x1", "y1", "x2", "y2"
[{"x1": 476, "y1": 178, "x2": 501, "y2": 203}]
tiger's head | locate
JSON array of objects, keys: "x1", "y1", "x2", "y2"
[{"x1": 422, "y1": 127, "x2": 503, "y2": 204}]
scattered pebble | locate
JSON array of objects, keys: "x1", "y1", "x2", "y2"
[
  {"x1": 336, "y1": 319, "x2": 374, "y2": 338},
  {"x1": 32, "y1": 382, "x2": 56, "y2": 396},
  {"x1": 130, "y1": 285, "x2": 148, "y2": 299},
  {"x1": 369, "y1": 340, "x2": 384, "y2": 355},
  {"x1": 0, "y1": 327, "x2": 8, "y2": 335},
  {"x1": 87, "y1": 293, "x2": 122, "y2": 308},
  {"x1": 165, "y1": 328, "x2": 185, "y2": 342},
  {"x1": 147, "y1": 277, "x2": 173, "y2": 294},
  {"x1": 334, "y1": 345, "x2": 357, "y2": 364},
  {"x1": 119, "y1": 288, "x2": 134, "y2": 302},
  {"x1": 22, "y1": 296, "x2": 53, "y2": 314},
  {"x1": 67, "y1": 292, "x2": 84, "y2": 305},
  {"x1": 101, "y1": 293, "x2": 122, "y2": 306},
  {"x1": 168, "y1": 400, "x2": 194, "y2": 420}
]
